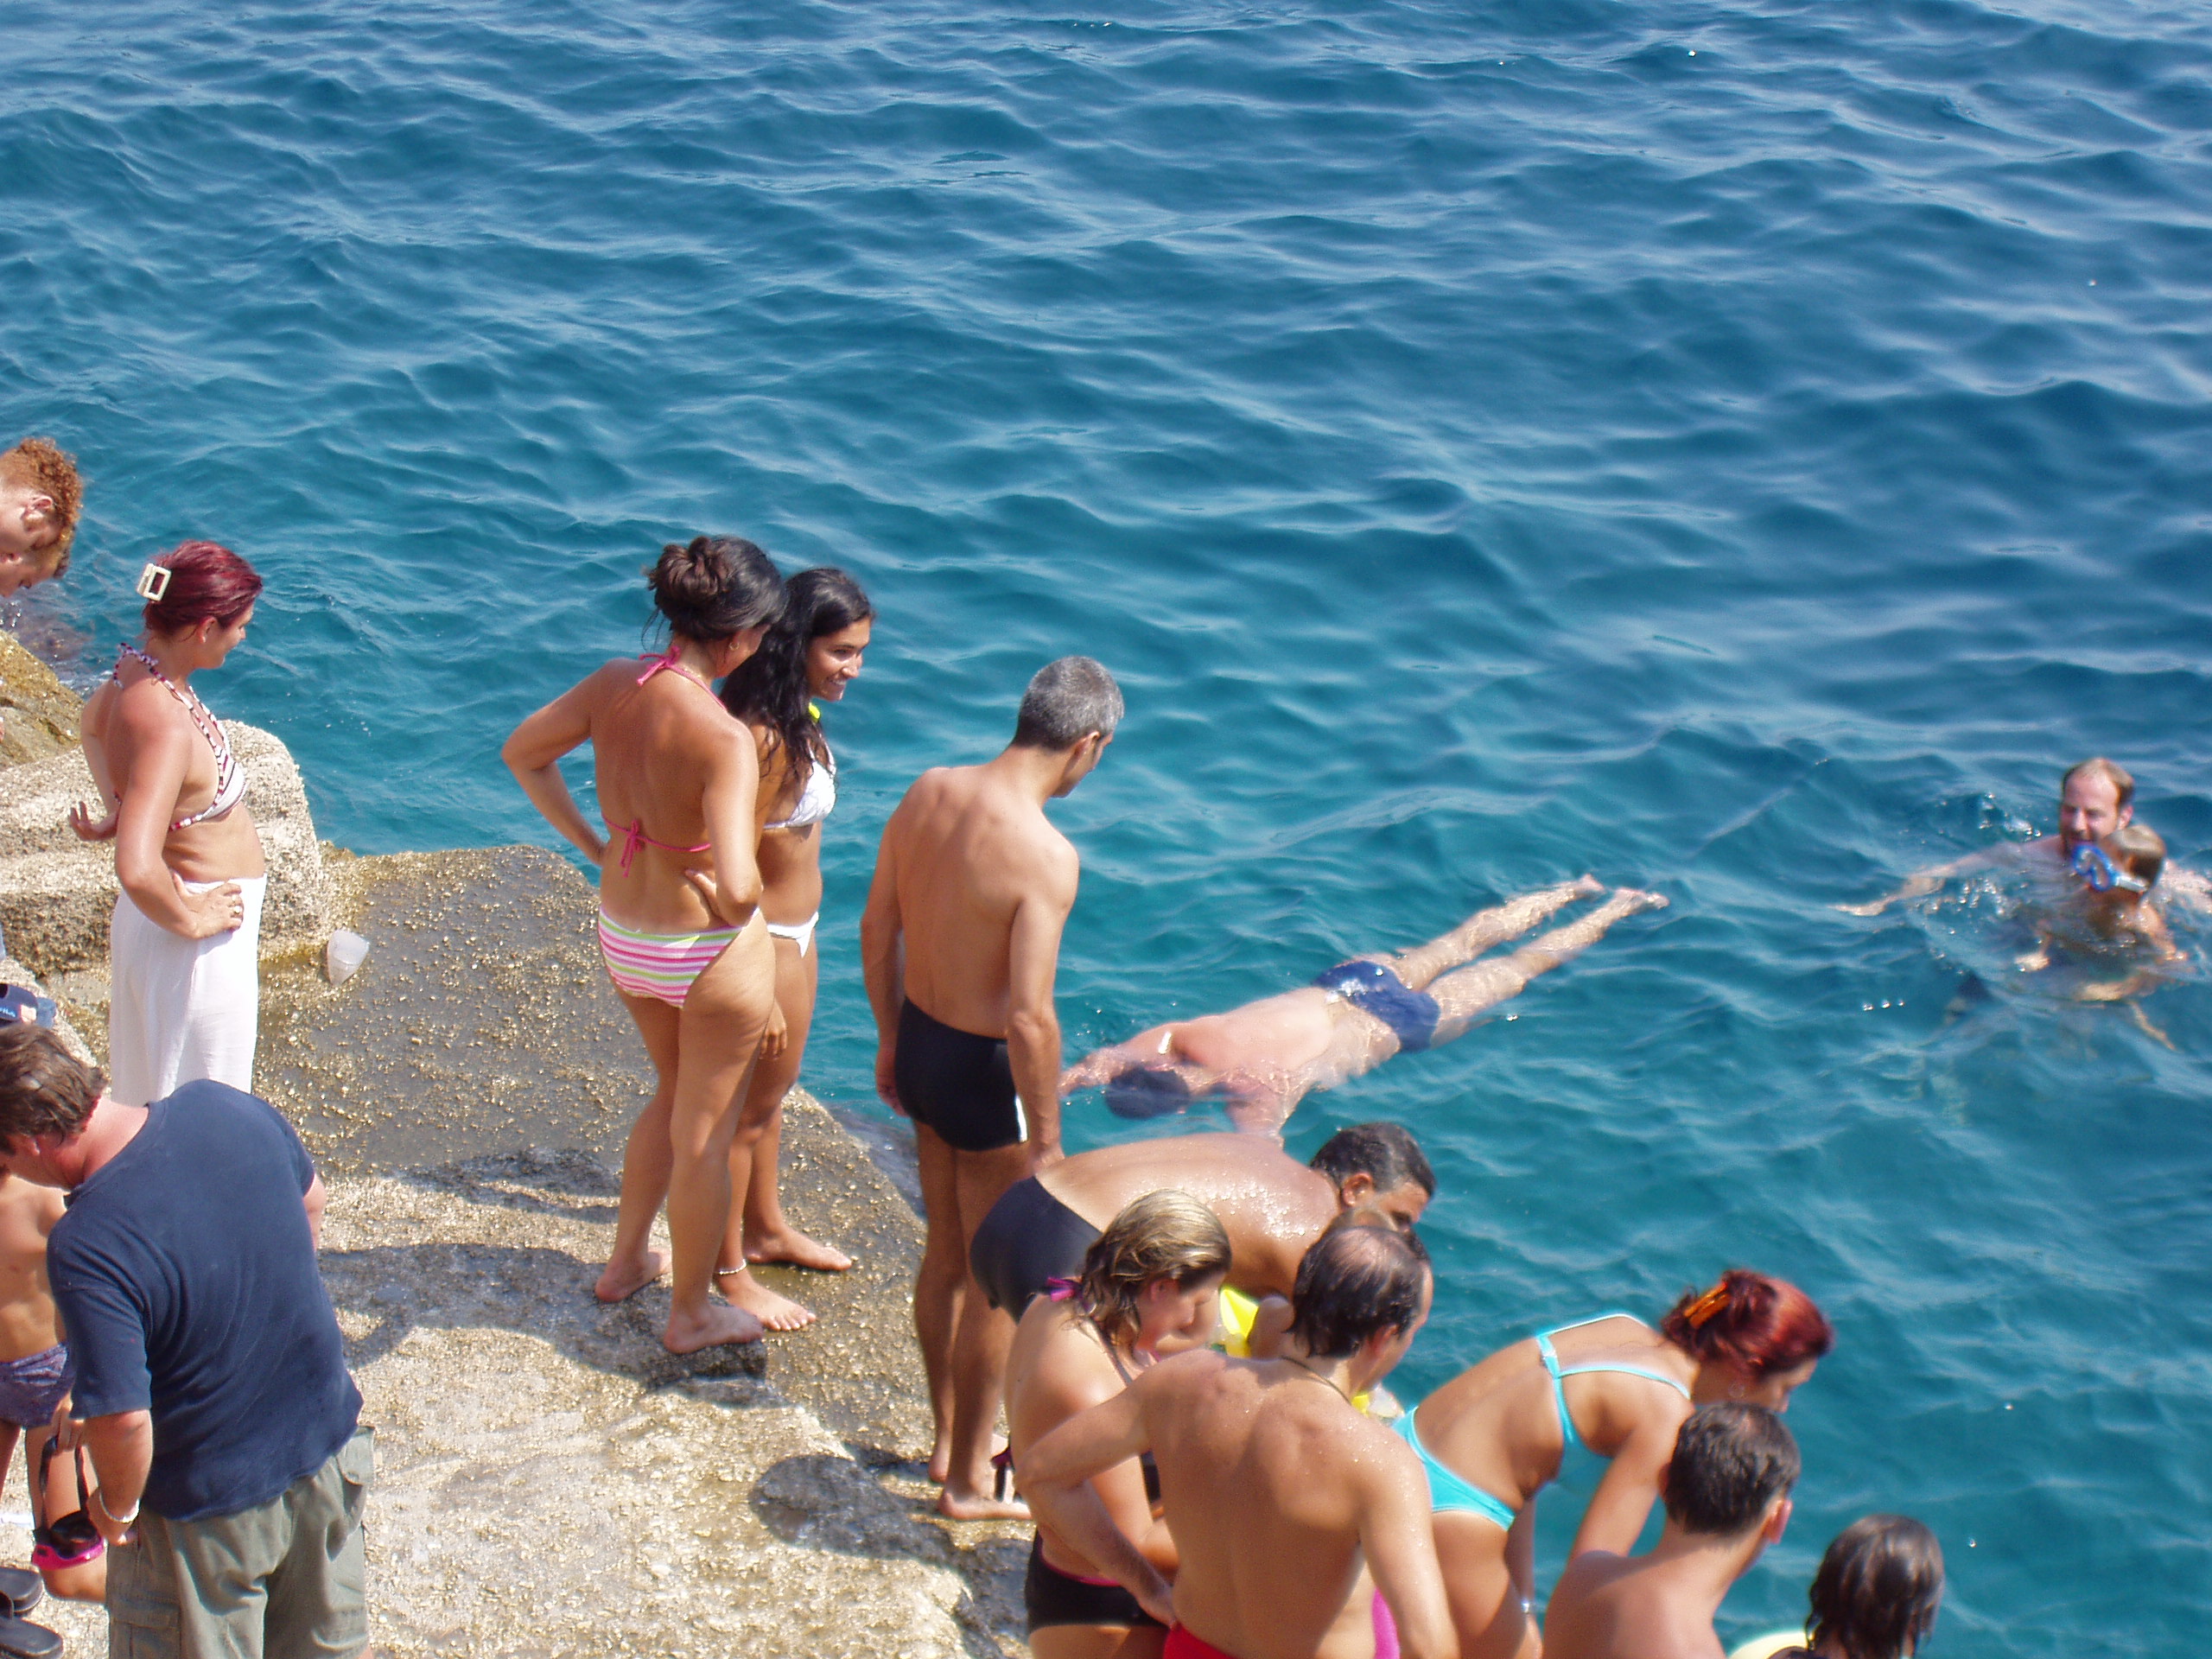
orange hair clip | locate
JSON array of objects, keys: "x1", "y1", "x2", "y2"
[{"x1": 1683, "y1": 1283, "x2": 1731, "y2": 1327}]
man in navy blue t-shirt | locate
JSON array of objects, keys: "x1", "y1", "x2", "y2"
[{"x1": 0, "y1": 1026, "x2": 370, "y2": 1658}]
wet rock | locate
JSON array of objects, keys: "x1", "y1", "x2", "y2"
[{"x1": 0, "y1": 632, "x2": 80, "y2": 766}]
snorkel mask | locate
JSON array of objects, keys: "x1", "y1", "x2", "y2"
[{"x1": 2073, "y1": 842, "x2": 2149, "y2": 894}]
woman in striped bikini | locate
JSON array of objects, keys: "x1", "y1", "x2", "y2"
[
  {"x1": 1394, "y1": 1270, "x2": 1833, "y2": 1659},
  {"x1": 715, "y1": 567, "x2": 875, "y2": 1325},
  {"x1": 504, "y1": 536, "x2": 785, "y2": 1355}
]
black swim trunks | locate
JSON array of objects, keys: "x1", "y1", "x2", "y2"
[
  {"x1": 894, "y1": 1000, "x2": 1027, "y2": 1152},
  {"x1": 1025, "y1": 1534, "x2": 1164, "y2": 1634},
  {"x1": 1311, "y1": 959, "x2": 1441, "y2": 1052},
  {"x1": 970, "y1": 1176, "x2": 1103, "y2": 1315}
]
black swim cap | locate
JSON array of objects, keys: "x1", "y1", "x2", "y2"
[{"x1": 1103, "y1": 1067, "x2": 1196, "y2": 1121}]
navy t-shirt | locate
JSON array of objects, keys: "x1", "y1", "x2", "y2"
[{"x1": 48, "y1": 1081, "x2": 360, "y2": 1522}]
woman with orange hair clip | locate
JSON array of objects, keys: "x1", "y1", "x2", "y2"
[{"x1": 1392, "y1": 1270, "x2": 1834, "y2": 1659}]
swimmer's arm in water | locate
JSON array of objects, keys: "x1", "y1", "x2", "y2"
[
  {"x1": 1060, "y1": 1026, "x2": 1173, "y2": 1092},
  {"x1": 1838, "y1": 846, "x2": 2007, "y2": 916},
  {"x1": 2155, "y1": 865, "x2": 2212, "y2": 915},
  {"x1": 2075, "y1": 908, "x2": 2183, "y2": 1002},
  {"x1": 1023, "y1": 1378, "x2": 1177, "y2": 1627},
  {"x1": 2017, "y1": 924, "x2": 2054, "y2": 974}
]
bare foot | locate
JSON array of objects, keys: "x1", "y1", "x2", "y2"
[
  {"x1": 1608, "y1": 887, "x2": 1669, "y2": 915},
  {"x1": 744, "y1": 1227, "x2": 854, "y2": 1273},
  {"x1": 938, "y1": 1484, "x2": 1031, "y2": 1522},
  {"x1": 664, "y1": 1300, "x2": 766, "y2": 1354},
  {"x1": 1569, "y1": 874, "x2": 1604, "y2": 898},
  {"x1": 714, "y1": 1265, "x2": 817, "y2": 1331},
  {"x1": 594, "y1": 1249, "x2": 669, "y2": 1304}
]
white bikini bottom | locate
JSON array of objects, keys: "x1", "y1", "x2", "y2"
[{"x1": 764, "y1": 912, "x2": 820, "y2": 957}]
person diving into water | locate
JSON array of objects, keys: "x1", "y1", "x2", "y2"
[{"x1": 1062, "y1": 878, "x2": 1667, "y2": 1135}]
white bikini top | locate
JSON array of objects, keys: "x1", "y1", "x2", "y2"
[
  {"x1": 765, "y1": 743, "x2": 836, "y2": 832},
  {"x1": 118, "y1": 644, "x2": 245, "y2": 830}
]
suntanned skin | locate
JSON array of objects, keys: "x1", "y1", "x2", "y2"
[
  {"x1": 0, "y1": 1096, "x2": 343, "y2": 1638},
  {"x1": 2016, "y1": 836, "x2": 2187, "y2": 1043},
  {"x1": 70, "y1": 609, "x2": 264, "y2": 940},
  {"x1": 1403, "y1": 1319, "x2": 1816, "y2": 1659},
  {"x1": 1022, "y1": 1278, "x2": 1456, "y2": 1659},
  {"x1": 862, "y1": 727, "x2": 1109, "y2": 1519},
  {"x1": 1008, "y1": 1271, "x2": 1225, "y2": 1659},
  {"x1": 711, "y1": 615, "x2": 877, "y2": 1328},
  {"x1": 1839, "y1": 768, "x2": 2134, "y2": 916},
  {"x1": 1039, "y1": 1133, "x2": 1428, "y2": 1300},
  {"x1": 0, "y1": 1171, "x2": 103, "y2": 1601},
  {"x1": 1541, "y1": 1487, "x2": 1791, "y2": 1659},
  {"x1": 505, "y1": 627, "x2": 779, "y2": 1355},
  {"x1": 1065, "y1": 881, "x2": 1667, "y2": 1136}
]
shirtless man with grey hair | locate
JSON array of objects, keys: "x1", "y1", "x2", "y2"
[
  {"x1": 862, "y1": 655, "x2": 1121, "y2": 1521},
  {"x1": 1021, "y1": 1223, "x2": 1456, "y2": 1659}
]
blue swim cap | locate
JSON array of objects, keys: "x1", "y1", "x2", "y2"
[{"x1": 1103, "y1": 1067, "x2": 1196, "y2": 1121}]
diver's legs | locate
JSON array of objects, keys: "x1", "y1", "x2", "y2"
[
  {"x1": 1427, "y1": 889, "x2": 1667, "y2": 1044},
  {"x1": 1380, "y1": 877, "x2": 1603, "y2": 993}
]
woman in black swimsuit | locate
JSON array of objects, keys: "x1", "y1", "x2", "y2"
[{"x1": 1005, "y1": 1191, "x2": 1231, "y2": 1659}]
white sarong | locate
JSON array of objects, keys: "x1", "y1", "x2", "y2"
[{"x1": 107, "y1": 875, "x2": 265, "y2": 1106}]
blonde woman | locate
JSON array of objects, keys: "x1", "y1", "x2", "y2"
[{"x1": 1007, "y1": 1192, "x2": 1230, "y2": 1659}]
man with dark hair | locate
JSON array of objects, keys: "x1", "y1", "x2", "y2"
[
  {"x1": 1544, "y1": 1403, "x2": 1799, "y2": 1659},
  {"x1": 1065, "y1": 877, "x2": 1665, "y2": 1135},
  {"x1": 863, "y1": 656, "x2": 1120, "y2": 1521},
  {"x1": 1021, "y1": 1225, "x2": 1455, "y2": 1659},
  {"x1": 0, "y1": 1026, "x2": 372, "y2": 1659},
  {"x1": 969, "y1": 1122, "x2": 1434, "y2": 1321}
]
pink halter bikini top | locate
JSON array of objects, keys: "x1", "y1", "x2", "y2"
[
  {"x1": 607, "y1": 651, "x2": 714, "y2": 873},
  {"x1": 118, "y1": 644, "x2": 245, "y2": 830}
]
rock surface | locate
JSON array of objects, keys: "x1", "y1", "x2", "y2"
[
  {"x1": 0, "y1": 721, "x2": 334, "y2": 978},
  {"x1": 0, "y1": 632, "x2": 81, "y2": 767},
  {"x1": 0, "y1": 630, "x2": 1027, "y2": 1656}
]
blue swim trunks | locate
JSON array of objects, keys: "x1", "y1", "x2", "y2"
[
  {"x1": 1312, "y1": 960, "x2": 1440, "y2": 1052},
  {"x1": 0, "y1": 1343, "x2": 72, "y2": 1430}
]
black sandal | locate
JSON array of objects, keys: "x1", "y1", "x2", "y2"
[
  {"x1": 0, "y1": 1570, "x2": 35, "y2": 1621},
  {"x1": 0, "y1": 1615, "x2": 59, "y2": 1659}
]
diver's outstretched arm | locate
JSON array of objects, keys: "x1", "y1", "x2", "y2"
[
  {"x1": 1386, "y1": 875, "x2": 1604, "y2": 992},
  {"x1": 1426, "y1": 888, "x2": 1668, "y2": 1043},
  {"x1": 1060, "y1": 1027, "x2": 1173, "y2": 1092},
  {"x1": 1837, "y1": 848, "x2": 2005, "y2": 916}
]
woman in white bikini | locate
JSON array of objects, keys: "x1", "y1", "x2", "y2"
[
  {"x1": 70, "y1": 543, "x2": 264, "y2": 1105},
  {"x1": 713, "y1": 568, "x2": 874, "y2": 1329},
  {"x1": 503, "y1": 536, "x2": 785, "y2": 1355},
  {"x1": 1395, "y1": 1269, "x2": 1834, "y2": 1659}
]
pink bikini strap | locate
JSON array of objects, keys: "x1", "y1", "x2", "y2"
[{"x1": 635, "y1": 649, "x2": 710, "y2": 691}]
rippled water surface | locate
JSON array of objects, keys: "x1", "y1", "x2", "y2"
[{"x1": 7, "y1": 1, "x2": 2211, "y2": 1649}]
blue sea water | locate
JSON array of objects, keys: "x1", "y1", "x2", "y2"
[{"x1": 6, "y1": 0, "x2": 2211, "y2": 1649}]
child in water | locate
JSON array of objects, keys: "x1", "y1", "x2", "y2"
[
  {"x1": 2017, "y1": 823, "x2": 2185, "y2": 1039},
  {"x1": 0, "y1": 1166, "x2": 103, "y2": 1605}
]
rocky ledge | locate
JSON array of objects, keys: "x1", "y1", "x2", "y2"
[{"x1": 0, "y1": 640, "x2": 1027, "y2": 1657}]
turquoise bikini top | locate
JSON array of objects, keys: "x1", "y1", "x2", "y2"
[{"x1": 1401, "y1": 1311, "x2": 1691, "y2": 1524}]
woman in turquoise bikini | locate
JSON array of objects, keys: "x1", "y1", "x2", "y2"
[
  {"x1": 1396, "y1": 1270, "x2": 1833, "y2": 1659},
  {"x1": 504, "y1": 536, "x2": 785, "y2": 1357}
]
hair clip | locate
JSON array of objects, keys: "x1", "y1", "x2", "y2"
[
  {"x1": 1683, "y1": 1283, "x2": 1731, "y2": 1327},
  {"x1": 135, "y1": 563, "x2": 173, "y2": 602}
]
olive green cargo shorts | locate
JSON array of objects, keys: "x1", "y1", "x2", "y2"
[{"x1": 106, "y1": 1425, "x2": 372, "y2": 1659}]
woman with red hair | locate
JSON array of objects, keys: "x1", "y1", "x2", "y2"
[
  {"x1": 70, "y1": 543, "x2": 267, "y2": 1104},
  {"x1": 1392, "y1": 1269, "x2": 1833, "y2": 1659}
]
